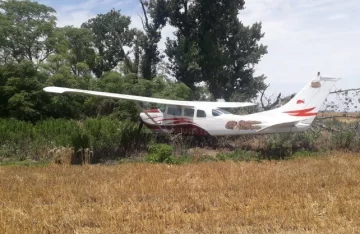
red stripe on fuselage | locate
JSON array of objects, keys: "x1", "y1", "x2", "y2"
[
  {"x1": 143, "y1": 122, "x2": 209, "y2": 136},
  {"x1": 284, "y1": 107, "x2": 317, "y2": 117},
  {"x1": 144, "y1": 109, "x2": 160, "y2": 113}
]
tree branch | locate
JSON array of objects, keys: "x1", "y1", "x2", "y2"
[
  {"x1": 137, "y1": 13, "x2": 146, "y2": 30},
  {"x1": 330, "y1": 88, "x2": 360, "y2": 94},
  {"x1": 99, "y1": 22, "x2": 135, "y2": 74},
  {"x1": 139, "y1": 0, "x2": 150, "y2": 30},
  {"x1": 260, "y1": 85, "x2": 282, "y2": 110}
]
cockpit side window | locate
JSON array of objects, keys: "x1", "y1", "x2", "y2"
[
  {"x1": 196, "y1": 109, "x2": 206, "y2": 118},
  {"x1": 184, "y1": 108, "x2": 195, "y2": 117},
  {"x1": 167, "y1": 105, "x2": 182, "y2": 116}
]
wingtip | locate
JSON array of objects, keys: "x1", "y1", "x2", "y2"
[{"x1": 43, "y1": 86, "x2": 67, "y2": 93}]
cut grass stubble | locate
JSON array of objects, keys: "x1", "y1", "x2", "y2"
[{"x1": 1, "y1": 152, "x2": 360, "y2": 233}]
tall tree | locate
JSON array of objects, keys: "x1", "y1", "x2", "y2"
[
  {"x1": 82, "y1": 9, "x2": 135, "y2": 78},
  {"x1": 0, "y1": 61, "x2": 51, "y2": 121},
  {"x1": 60, "y1": 26, "x2": 95, "y2": 76},
  {"x1": 195, "y1": 0, "x2": 267, "y2": 101},
  {"x1": 0, "y1": 0, "x2": 57, "y2": 64},
  {"x1": 165, "y1": 0, "x2": 200, "y2": 89},
  {"x1": 163, "y1": 0, "x2": 267, "y2": 101},
  {"x1": 139, "y1": 0, "x2": 168, "y2": 79}
]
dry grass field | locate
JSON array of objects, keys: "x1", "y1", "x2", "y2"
[
  {"x1": 1, "y1": 152, "x2": 360, "y2": 233},
  {"x1": 317, "y1": 111, "x2": 360, "y2": 123}
]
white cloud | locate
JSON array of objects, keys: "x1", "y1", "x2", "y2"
[
  {"x1": 327, "y1": 13, "x2": 349, "y2": 21},
  {"x1": 43, "y1": 0, "x2": 132, "y2": 27},
  {"x1": 239, "y1": 0, "x2": 360, "y2": 95},
  {"x1": 56, "y1": 10, "x2": 95, "y2": 27}
]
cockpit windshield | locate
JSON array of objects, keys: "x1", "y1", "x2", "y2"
[
  {"x1": 212, "y1": 108, "x2": 232, "y2": 116},
  {"x1": 217, "y1": 108, "x2": 232, "y2": 114},
  {"x1": 158, "y1": 105, "x2": 166, "y2": 113}
]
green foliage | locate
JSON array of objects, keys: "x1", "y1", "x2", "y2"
[
  {"x1": 139, "y1": 0, "x2": 168, "y2": 79},
  {"x1": 0, "y1": 61, "x2": 84, "y2": 121},
  {"x1": 264, "y1": 134, "x2": 293, "y2": 159},
  {"x1": 163, "y1": 0, "x2": 267, "y2": 100},
  {"x1": 292, "y1": 131, "x2": 321, "y2": 152},
  {"x1": 34, "y1": 118, "x2": 81, "y2": 146},
  {"x1": 216, "y1": 150, "x2": 260, "y2": 162},
  {"x1": 0, "y1": 118, "x2": 152, "y2": 161},
  {"x1": 82, "y1": 9, "x2": 135, "y2": 77},
  {"x1": 84, "y1": 118, "x2": 151, "y2": 159},
  {"x1": 0, "y1": 0, "x2": 56, "y2": 63},
  {"x1": 1, "y1": 63, "x2": 49, "y2": 121},
  {"x1": 0, "y1": 159, "x2": 49, "y2": 167},
  {"x1": 332, "y1": 130, "x2": 356, "y2": 150},
  {"x1": 151, "y1": 77, "x2": 192, "y2": 100},
  {"x1": 146, "y1": 143, "x2": 176, "y2": 163},
  {"x1": 261, "y1": 131, "x2": 324, "y2": 159},
  {"x1": 291, "y1": 150, "x2": 321, "y2": 159}
]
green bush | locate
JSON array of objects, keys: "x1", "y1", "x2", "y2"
[
  {"x1": 84, "y1": 118, "x2": 151, "y2": 159},
  {"x1": 332, "y1": 130, "x2": 356, "y2": 150},
  {"x1": 292, "y1": 131, "x2": 320, "y2": 152},
  {"x1": 0, "y1": 118, "x2": 152, "y2": 161},
  {"x1": 145, "y1": 143, "x2": 176, "y2": 164},
  {"x1": 216, "y1": 150, "x2": 260, "y2": 162},
  {"x1": 264, "y1": 134, "x2": 293, "y2": 159}
]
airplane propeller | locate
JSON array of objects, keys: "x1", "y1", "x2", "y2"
[{"x1": 138, "y1": 119, "x2": 144, "y2": 132}]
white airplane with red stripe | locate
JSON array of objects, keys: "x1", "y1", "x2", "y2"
[{"x1": 43, "y1": 73, "x2": 340, "y2": 136}]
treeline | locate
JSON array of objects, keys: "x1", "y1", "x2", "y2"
[{"x1": 0, "y1": 0, "x2": 267, "y2": 122}]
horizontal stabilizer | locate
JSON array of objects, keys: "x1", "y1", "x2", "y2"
[
  {"x1": 256, "y1": 120, "x2": 303, "y2": 133},
  {"x1": 43, "y1": 86, "x2": 255, "y2": 108}
]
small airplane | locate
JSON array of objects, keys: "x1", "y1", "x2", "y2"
[{"x1": 43, "y1": 72, "x2": 340, "y2": 137}]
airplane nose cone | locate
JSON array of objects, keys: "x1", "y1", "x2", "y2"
[{"x1": 140, "y1": 112, "x2": 147, "y2": 121}]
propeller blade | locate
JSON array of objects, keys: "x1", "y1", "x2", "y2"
[{"x1": 138, "y1": 121, "x2": 144, "y2": 132}]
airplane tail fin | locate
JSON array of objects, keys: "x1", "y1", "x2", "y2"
[{"x1": 278, "y1": 72, "x2": 340, "y2": 124}]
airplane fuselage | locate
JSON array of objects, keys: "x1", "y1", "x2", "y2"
[{"x1": 140, "y1": 106, "x2": 311, "y2": 136}]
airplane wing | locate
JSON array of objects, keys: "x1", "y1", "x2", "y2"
[
  {"x1": 43, "y1": 86, "x2": 255, "y2": 108},
  {"x1": 256, "y1": 120, "x2": 309, "y2": 133}
]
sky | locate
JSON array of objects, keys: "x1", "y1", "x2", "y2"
[{"x1": 37, "y1": 0, "x2": 360, "y2": 100}]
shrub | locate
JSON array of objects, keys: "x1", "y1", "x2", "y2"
[
  {"x1": 331, "y1": 130, "x2": 356, "y2": 150},
  {"x1": 216, "y1": 150, "x2": 260, "y2": 162},
  {"x1": 0, "y1": 118, "x2": 152, "y2": 162},
  {"x1": 264, "y1": 134, "x2": 293, "y2": 159},
  {"x1": 292, "y1": 131, "x2": 320, "y2": 152},
  {"x1": 145, "y1": 143, "x2": 176, "y2": 164}
]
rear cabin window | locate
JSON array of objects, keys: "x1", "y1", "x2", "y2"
[
  {"x1": 167, "y1": 106, "x2": 182, "y2": 116},
  {"x1": 184, "y1": 108, "x2": 194, "y2": 117},
  {"x1": 196, "y1": 109, "x2": 206, "y2": 118}
]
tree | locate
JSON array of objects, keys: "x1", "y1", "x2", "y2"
[
  {"x1": 165, "y1": 0, "x2": 200, "y2": 89},
  {"x1": 82, "y1": 9, "x2": 136, "y2": 78},
  {"x1": 0, "y1": 0, "x2": 57, "y2": 64},
  {"x1": 162, "y1": 0, "x2": 267, "y2": 101},
  {"x1": 139, "y1": 0, "x2": 168, "y2": 79},
  {"x1": 0, "y1": 61, "x2": 50, "y2": 121},
  {"x1": 57, "y1": 26, "x2": 95, "y2": 76}
]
